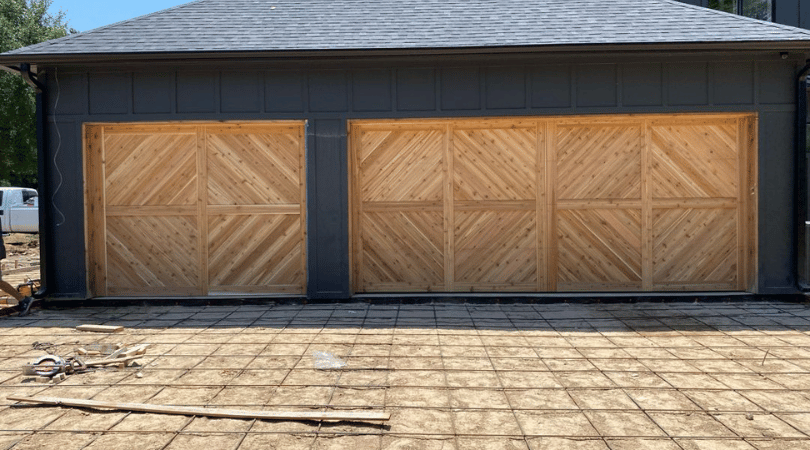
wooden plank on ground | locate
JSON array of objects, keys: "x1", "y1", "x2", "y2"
[
  {"x1": 76, "y1": 325, "x2": 124, "y2": 333},
  {"x1": 7, "y1": 396, "x2": 390, "y2": 422}
]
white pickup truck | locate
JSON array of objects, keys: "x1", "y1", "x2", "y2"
[{"x1": 0, "y1": 188, "x2": 39, "y2": 233}]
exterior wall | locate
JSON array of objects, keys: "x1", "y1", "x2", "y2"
[
  {"x1": 675, "y1": 0, "x2": 810, "y2": 29},
  {"x1": 40, "y1": 52, "x2": 801, "y2": 298},
  {"x1": 774, "y1": 0, "x2": 810, "y2": 29}
]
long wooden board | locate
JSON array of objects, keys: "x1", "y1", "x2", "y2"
[
  {"x1": 84, "y1": 122, "x2": 307, "y2": 297},
  {"x1": 350, "y1": 114, "x2": 757, "y2": 293},
  {"x1": 8, "y1": 396, "x2": 389, "y2": 422}
]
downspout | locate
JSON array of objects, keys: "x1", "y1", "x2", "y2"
[
  {"x1": 3, "y1": 63, "x2": 49, "y2": 299},
  {"x1": 19, "y1": 63, "x2": 44, "y2": 91},
  {"x1": 796, "y1": 59, "x2": 810, "y2": 291}
]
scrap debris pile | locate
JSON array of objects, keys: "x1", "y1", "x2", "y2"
[
  {"x1": 22, "y1": 324, "x2": 148, "y2": 383},
  {"x1": 11, "y1": 323, "x2": 391, "y2": 424},
  {"x1": 23, "y1": 343, "x2": 149, "y2": 383}
]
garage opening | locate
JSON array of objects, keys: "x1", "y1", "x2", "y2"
[
  {"x1": 350, "y1": 114, "x2": 757, "y2": 293},
  {"x1": 84, "y1": 122, "x2": 307, "y2": 297}
]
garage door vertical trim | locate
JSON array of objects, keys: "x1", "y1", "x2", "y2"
[
  {"x1": 444, "y1": 124, "x2": 455, "y2": 291},
  {"x1": 642, "y1": 119, "x2": 653, "y2": 291},
  {"x1": 84, "y1": 125, "x2": 107, "y2": 297},
  {"x1": 197, "y1": 126, "x2": 209, "y2": 295}
]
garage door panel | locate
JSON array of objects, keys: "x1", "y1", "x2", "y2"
[
  {"x1": 207, "y1": 214, "x2": 304, "y2": 291},
  {"x1": 348, "y1": 114, "x2": 754, "y2": 294},
  {"x1": 207, "y1": 131, "x2": 302, "y2": 205},
  {"x1": 556, "y1": 125, "x2": 643, "y2": 200},
  {"x1": 653, "y1": 208, "x2": 737, "y2": 288},
  {"x1": 454, "y1": 210, "x2": 538, "y2": 289},
  {"x1": 651, "y1": 124, "x2": 738, "y2": 199},
  {"x1": 556, "y1": 209, "x2": 642, "y2": 291},
  {"x1": 105, "y1": 133, "x2": 198, "y2": 206},
  {"x1": 359, "y1": 129, "x2": 445, "y2": 202},
  {"x1": 86, "y1": 122, "x2": 306, "y2": 298},
  {"x1": 360, "y1": 211, "x2": 445, "y2": 291},
  {"x1": 205, "y1": 125, "x2": 307, "y2": 294},
  {"x1": 105, "y1": 216, "x2": 200, "y2": 295},
  {"x1": 453, "y1": 128, "x2": 538, "y2": 201}
]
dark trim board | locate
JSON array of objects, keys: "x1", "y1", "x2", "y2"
[{"x1": 35, "y1": 52, "x2": 805, "y2": 299}]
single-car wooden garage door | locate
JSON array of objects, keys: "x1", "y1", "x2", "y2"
[
  {"x1": 350, "y1": 114, "x2": 757, "y2": 293},
  {"x1": 84, "y1": 122, "x2": 307, "y2": 296}
]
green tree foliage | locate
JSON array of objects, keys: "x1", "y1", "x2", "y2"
[
  {"x1": 741, "y1": 0, "x2": 772, "y2": 21},
  {"x1": 708, "y1": 0, "x2": 772, "y2": 21},
  {"x1": 708, "y1": 0, "x2": 736, "y2": 13},
  {"x1": 0, "y1": 0, "x2": 73, "y2": 188}
]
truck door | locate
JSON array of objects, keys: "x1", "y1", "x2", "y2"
[
  {"x1": 12, "y1": 190, "x2": 38, "y2": 233},
  {"x1": 0, "y1": 191, "x2": 6, "y2": 232}
]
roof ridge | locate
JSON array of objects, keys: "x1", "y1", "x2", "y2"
[{"x1": 658, "y1": 0, "x2": 810, "y2": 37}]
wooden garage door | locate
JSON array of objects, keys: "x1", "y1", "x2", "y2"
[
  {"x1": 350, "y1": 114, "x2": 757, "y2": 293},
  {"x1": 85, "y1": 122, "x2": 306, "y2": 297}
]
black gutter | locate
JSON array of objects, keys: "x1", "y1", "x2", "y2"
[
  {"x1": 19, "y1": 63, "x2": 44, "y2": 91},
  {"x1": 34, "y1": 89, "x2": 49, "y2": 300},
  {"x1": 797, "y1": 60, "x2": 810, "y2": 291},
  {"x1": 1, "y1": 40, "x2": 810, "y2": 66}
]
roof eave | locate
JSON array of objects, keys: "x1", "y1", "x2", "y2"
[{"x1": 2, "y1": 41, "x2": 810, "y2": 66}]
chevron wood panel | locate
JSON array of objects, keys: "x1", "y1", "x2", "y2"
[
  {"x1": 360, "y1": 211, "x2": 445, "y2": 291},
  {"x1": 350, "y1": 114, "x2": 755, "y2": 293},
  {"x1": 358, "y1": 129, "x2": 445, "y2": 202},
  {"x1": 453, "y1": 127, "x2": 537, "y2": 201},
  {"x1": 556, "y1": 124, "x2": 643, "y2": 200},
  {"x1": 207, "y1": 214, "x2": 304, "y2": 292},
  {"x1": 653, "y1": 208, "x2": 737, "y2": 289},
  {"x1": 650, "y1": 122, "x2": 738, "y2": 199},
  {"x1": 454, "y1": 210, "x2": 537, "y2": 289},
  {"x1": 207, "y1": 130, "x2": 302, "y2": 205},
  {"x1": 104, "y1": 133, "x2": 198, "y2": 206},
  {"x1": 86, "y1": 122, "x2": 306, "y2": 297},
  {"x1": 105, "y1": 216, "x2": 200, "y2": 295},
  {"x1": 556, "y1": 209, "x2": 643, "y2": 291}
]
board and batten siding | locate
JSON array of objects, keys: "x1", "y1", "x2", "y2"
[
  {"x1": 674, "y1": 0, "x2": 810, "y2": 30},
  {"x1": 41, "y1": 53, "x2": 798, "y2": 298}
]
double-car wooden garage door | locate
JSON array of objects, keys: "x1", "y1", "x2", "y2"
[
  {"x1": 84, "y1": 122, "x2": 307, "y2": 296},
  {"x1": 351, "y1": 114, "x2": 757, "y2": 293}
]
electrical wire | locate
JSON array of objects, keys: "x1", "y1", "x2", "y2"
[{"x1": 50, "y1": 67, "x2": 65, "y2": 227}]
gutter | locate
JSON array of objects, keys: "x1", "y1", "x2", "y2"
[
  {"x1": 797, "y1": 60, "x2": 810, "y2": 291},
  {"x1": 7, "y1": 63, "x2": 44, "y2": 91},
  {"x1": 2, "y1": 40, "x2": 810, "y2": 66},
  {"x1": 4, "y1": 64, "x2": 49, "y2": 300}
]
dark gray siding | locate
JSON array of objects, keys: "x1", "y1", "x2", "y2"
[
  {"x1": 774, "y1": 0, "x2": 802, "y2": 28},
  {"x1": 42, "y1": 52, "x2": 801, "y2": 298},
  {"x1": 675, "y1": 0, "x2": 810, "y2": 30}
]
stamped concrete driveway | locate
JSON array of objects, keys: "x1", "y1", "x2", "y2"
[{"x1": 0, "y1": 299, "x2": 809, "y2": 449}]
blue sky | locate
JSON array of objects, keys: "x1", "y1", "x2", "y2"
[{"x1": 48, "y1": 1, "x2": 190, "y2": 32}]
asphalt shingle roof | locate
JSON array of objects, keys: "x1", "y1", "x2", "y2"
[{"x1": 5, "y1": 0, "x2": 810, "y2": 57}]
